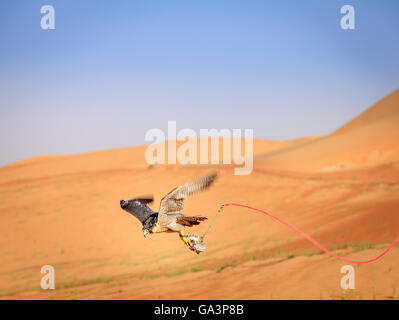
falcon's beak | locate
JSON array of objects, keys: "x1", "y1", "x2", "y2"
[{"x1": 143, "y1": 230, "x2": 149, "y2": 238}]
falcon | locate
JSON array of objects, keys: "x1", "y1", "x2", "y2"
[{"x1": 120, "y1": 172, "x2": 217, "y2": 247}]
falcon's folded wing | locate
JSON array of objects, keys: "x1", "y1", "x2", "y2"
[{"x1": 120, "y1": 197, "x2": 155, "y2": 225}]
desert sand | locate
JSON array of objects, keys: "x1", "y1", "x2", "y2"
[{"x1": 0, "y1": 90, "x2": 398, "y2": 300}]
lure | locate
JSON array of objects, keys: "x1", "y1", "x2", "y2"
[{"x1": 184, "y1": 204, "x2": 225, "y2": 254}]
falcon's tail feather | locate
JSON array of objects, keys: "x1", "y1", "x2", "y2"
[{"x1": 176, "y1": 216, "x2": 208, "y2": 227}]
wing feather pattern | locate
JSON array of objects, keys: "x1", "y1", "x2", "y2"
[{"x1": 158, "y1": 172, "x2": 217, "y2": 223}]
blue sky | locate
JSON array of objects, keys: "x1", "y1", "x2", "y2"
[{"x1": 0, "y1": 0, "x2": 398, "y2": 165}]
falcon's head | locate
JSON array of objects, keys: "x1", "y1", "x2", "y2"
[
  {"x1": 120, "y1": 198, "x2": 157, "y2": 238},
  {"x1": 142, "y1": 217, "x2": 155, "y2": 238},
  {"x1": 120, "y1": 200, "x2": 128, "y2": 209}
]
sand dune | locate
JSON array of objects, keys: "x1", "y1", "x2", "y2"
[
  {"x1": 1, "y1": 138, "x2": 314, "y2": 181},
  {"x1": 0, "y1": 90, "x2": 398, "y2": 300},
  {"x1": 255, "y1": 89, "x2": 399, "y2": 172}
]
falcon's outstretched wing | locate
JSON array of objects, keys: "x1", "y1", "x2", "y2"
[
  {"x1": 120, "y1": 197, "x2": 155, "y2": 225},
  {"x1": 158, "y1": 172, "x2": 217, "y2": 224}
]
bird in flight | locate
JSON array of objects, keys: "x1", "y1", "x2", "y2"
[{"x1": 120, "y1": 172, "x2": 217, "y2": 248}]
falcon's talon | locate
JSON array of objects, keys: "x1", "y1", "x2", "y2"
[{"x1": 180, "y1": 235, "x2": 190, "y2": 246}]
